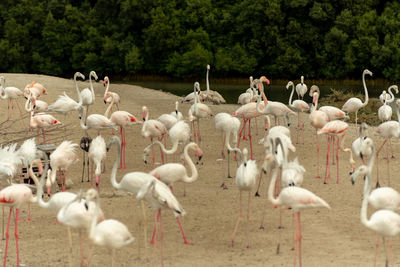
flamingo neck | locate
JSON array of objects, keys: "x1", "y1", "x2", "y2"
[
  {"x1": 181, "y1": 143, "x2": 198, "y2": 183},
  {"x1": 110, "y1": 139, "x2": 122, "y2": 189},
  {"x1": 89, "y1": 72, "x2": 95, "y2": 102},
  {"x1": 104, "y1": 79, "x2": 110, "y2": 95},
  {"x1": 288, "y1": 83, "x2": 295, "y2": 107},
  {"x1": 267, "y1": 166, "x2": 281, "y2": 206},
  {"x1": 387, "y1": 86, "x2": 396, "y2": 104},
  {"x1": 74, "y1": 73, "x2": 82, "y2": 104},
  {"x1": 362, "y1": 71, "x2": 369, "y2": 107},
  {"x1": 206, "y1": 68, "x2": 210, "y2": 93},
  {"x1": 79, "y1": 109, "x2": 88, "y2": 130},
  {"x1": 104, "y1": 95, "x2": 115, "y2": 118}
]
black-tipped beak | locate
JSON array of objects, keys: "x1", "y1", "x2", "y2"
[
  {"x1": 244, "y1": 163, "x2": 247, "y2": 167},
  {"x1": 144, "y1": 160, "x2": 147, "y2": 164},
  {"x1": 263, "y1": 168, "x2": 267, "y2": 174},
  {"x1": 104, "y1": 100, "x2": 106, "y2": 104},
  {"x1": 351, "y1": 179, "x2": 355, "y2": 185},
  {"x1": 198, "y1": 155, "x2": 203, "y2": 161},
  {"x1": 360, "y1": 153, "x2": 364, "y2": 160}
]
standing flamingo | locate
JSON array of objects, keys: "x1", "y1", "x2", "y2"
[
  {"x1": 136, "y1": 178, "x2": 187, "y2": 267},
  {"x1": 233, "y1": 76, "x2": 270, "y2": 160},
  {"x1": 88, "y1": 136, "x2": 107, "y2": 192},
  {"x1": 230, "y1": 148, "x2": 258, "y2": 248},
  {"x1": 378, "y1": 86, "x2": 398, "y2": 158},
  {"x1": 0, "y1": 76, "x2": 24, "y2": 120},
  {"x1": 287, "y1": 81, "x2": 309, "y2": 144},
  {"x1": 103, "y1": 76, "x2": 120, "y2": 111},
  {"x1": 214, "y1": 112, "x2": 241, "y2": 188},
  {"x1": 351, "y1": 142, "x2": 400, "y2": 267},
  {"x1": 143, "y1": 120, "x2": 190, "y2": 164},
  {"x1": 295, "y1": 76, "x2": 307, "y2": 100},
  {"x1": 105, "y1": 94, "x2": 140, "y2": 169},
  {"x1": 375, "y1": 101, "x2": 400, "y2": 187},
  {"x1": 79, "y1": 107, "x2": 117, "y2": 135},
  {"x1": 87, "y1": 189, "x2": 134, "y2": 267},
  {"x1": 80, "y1": 136, "x2": 92, "y2": 183},
  {"x1": 141, "y1": 106, "x2": 168, "y2": 168},
  {"x1": 189, "y1": 82, "x2": 213, "y2": 144},
  {"x1": 269, "y1": 137, "x2": 330, "y2": 267},
  {"x1": 309, "y1": 90, "x2": 329, "y2": 178},
  {"x1": 49, "y1": 141, "x2": 79, "y2": 192},
  {"x1": 317, "y1": 120, "x2": 349, "y2": 184},
  {"x1": 170, "y1": 101, "x2": 183, "y2": 121},
  {"x1": 352, "y1": 123, "x2": 373, "y2": 164},
  {"x1": 202, "y1": 64, "x2": 226, "y2": 104},
  {"x1": 342, "y1": 69, "x2": 372, "y2": 126},
  {"x1": 29, "y1": 111, "x2": 62, "y2": 143},
  {"x1": 78, "y1": 71, "x2": 98, "y2": 122}
]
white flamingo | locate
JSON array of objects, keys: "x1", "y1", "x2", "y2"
[
  {"x1": 0, "y1": 76, "x2": 24, "y2": 120},
  {"x1": 287, "y1": 81, "x2": 309, "y2": 144},
  {"x1": 170, "y1": 101, "x2": 183, "y2": 121},
  {"x1": 295, "y1": 75, "x2": 307, "y2": 99},
  {"x1": 103, "y1": 76, "x2": 120, "y2": 111},
  {"x1": 88, "y1": 136, "x2": 107, "y2": 192},
  {"x1": 189, "y1": 82, "x2": 212, "y2": 144},
  {"x1": 79, "y1": 71, "x2": 98, "y2": 122}
]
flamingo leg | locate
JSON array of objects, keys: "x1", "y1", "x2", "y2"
[
  {"x1": 296, "y1": 111, "x2": 300, "y2": 144},
  {"x1": 197, "y1": 119, "x2": 201, "y2": 143},
  {"x1": 301, "y1": 114, "x2": 305, "y2": 145},
  {"x1": 86, "y1": 152, "x2": 90, "y2": 182},
  {"x1": 254, "y1": 116, "x2": 258, "y2": 136},
  {"x1": 79, "y1": 230, "x2": 84, "y2": 266},
  {"x1": 386, "y1": 141, "x2": 390, "y2": 186},
  {"x1": 90, "y1": 161, "x2": 94, "y2": 188},
  {"x1": 140, "y1": 200, "x2": 148, "y2": 253},
  {"x1": 376, "y1": 139, "x2": 387, "y2": 188},
  {"x1": 2, "y1": 208, "x2": 12, "y2": 267},
  {"x1": 324, "y1": 136, "x2": 331, "y2": 184},
  {"x1": 389, "y1": 139, "x2": 395, "y2": 159},
  {"x1": 237, "y1": 119, "x2": 247, "y2": 149},
  {"x1": 255, "y1": 165, "x2": 264, "y2": 197},
  {"x1": 331, "y1": 136, "x2": 335, "y2": 165},
  {"x1": 151, "y1": 137, "x2": 155, "y2": 169},
  {"x1": 294, "y1": 211, "x2": 302, "y2": 267},
  {"x1": 248, "y1": 119, "x2": 253, "y2": 160},
  {"x1": 227, "y1": 149, "x2": 232, "y2": 179},
  {"x1": 123, "y1": 127, "x2": 127, "y2": 169},
  {"x1": 174, "y1": 214, "x2": 192, "y2": 244},
  {"x1": 230, "y1": 191, "x2": 242, "y2": 247},
  {"x1": 246, "y1": 191, "x2": 251, "y2": 248},
  {"x1": 390, "y1": 239, "x2": 393, "y2": 267},
  {"x1": 163, "y1": 132, "x2": 167, "y2": 163},
  {"x1": 159, "y1": 210, "x2": 164, "y2": 267},
  {"x1": 374, "y1": 234, "x2": 380, "y2": 267},
  {"x1": 315, "y1": 130, "x2": 321, "y2": 178},
  {"x1": 150, "y1": 211, "x2": 160, "y2": 245},
  {"x1": 119, "y1": 127, "x2": 123, "y2": 169},
  {"x1": 15, "y1": 208, "x2": 20, "y2": 267},
  {"x1": 336, "y1": 135, "x2": 340, "y2": 184},
  {"x1": 67, "y1": 227, "x2": 73, "y2": 267}
]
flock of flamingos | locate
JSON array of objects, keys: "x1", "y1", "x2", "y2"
[{"x1": 0, "y1": 66, "x2": 399, "y2": 267}]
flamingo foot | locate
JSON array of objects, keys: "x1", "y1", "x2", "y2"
[
  {"x1": 259, "y1": 225, "x2": 265, "y2": 230},
  {"x1": 391, "y1": 155, "x2": 395, "y2": 159},
  {"x1": 246, "y1": 245, "x2": 251, "y2": 249},
  {"x1": 315, "y1": 175, "x2": 321, "y2": 179},
  {"x1": 184, "y1": 240, "x2": 193, "y2": 245},
  {"x1": 220, "y1": 183, "x2": 228, "y2": 190},
  {"x1": 227, "y1": 175, "x2": 232, "y2": 178},
  {"x1": 376, "y1": 182, "x2": 381, "y2": 188},
  {"x1": 230, "y1": 241, "x2": 234, "y2": 247},
  {"x1": 254, "y1": 191, "x2": 260, "y2": 197}
]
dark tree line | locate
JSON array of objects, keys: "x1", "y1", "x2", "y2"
[{"x1": 1, "y1": 0, "x2": 400, "y2": 80}]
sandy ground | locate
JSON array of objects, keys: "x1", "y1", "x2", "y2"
[{"x1": 0, "y1": 73, "x2": 398, "y2": 267}]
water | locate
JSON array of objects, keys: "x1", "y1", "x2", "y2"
[{"x1": 125, "y1": 80, "x2": 393, "y2": 104}]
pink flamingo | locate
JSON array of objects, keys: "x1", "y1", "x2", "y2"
[
  {"x1": 88, "y1": 136, "x2": 107, "y2": 192},
  {"x1": 309, "y1": 89, "x2": 329, "y2": 178},
  {"x1": 233, "y1": 76, "x2": 270, "y2": 160},
  {"x1": 105, "y1": 95, "x2": 140, "y2": 169},
  {"x1": 141, "y1": 106, "x2": 168, "y2": 168},
  {"x1": 103, "y1": 76, "x2": 120, "y2": 111},
  {"x1": 148, "y1": 142, "x2": 202, "y2": 244},
  {"x1": 269, "y1": 137, "x2": 330, "y2": 267},
  {"x1": 25, "y1": 91, "x2": 48, "y2": 113},
  {"x1": 136, "y1": 178, "x2": 187, "y2": 267},
  {"x1": 29, "y1": 111, "x2": 62, "y2": 143},
  {"x1": 88, "y1": 189, "x2": 134, "y2": 266},
  {"x1": 342, "y1": 69, "x2": 372, "y2": 126},
  {"x1": 78, "y1": 71, "x2": 98, "y2": 122},
  {"x1": 214, "y1": 112, "x2": 241, "y2": 188},
  {"x1": 24, "y1": 81, "x2": 46, "y2": 99},
  {"x1": 49, "y1": 141, "x2": 79, "y2": 192},
  {"x1": 287, "y1": 81, "x2": 309, "y2": 144},
  {"x1": 375, "y1": 102, "x2": 400, "y2": 187},
  {"x1": 351, "y1": 142, "x2": 400, "y2": 267},
  {"x1": 317, "y1": 120, "x2": 349, "y2": 184},
  {"x1": 295, "y1": 76, "x2": 307, "y2": 100},
  {"x1": 0, "y1": 76, "x2": 24, "y2": 120},
  {"x1": 189, "y1": 82, "x2": 212, "y2": 144},
  {"x1": 230, "y1": 148, "x2": 258, "y2": 248},
  {"x1": 79, "y1": 106, "x2": 117, "y2": 135}
]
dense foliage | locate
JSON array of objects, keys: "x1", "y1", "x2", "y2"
[{"x1": 1, "y1": 0, "x2": 399, "y2": 80}]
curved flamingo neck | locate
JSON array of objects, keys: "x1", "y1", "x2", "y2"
[
  {"x1": 109, "y1": 138, "x2": 122, "y2": 189},
  {"x1": 104, "y1": 94, "x2": 115, "y2": 118},
  {"x1": 89, "y1": 72, "x2": 95, "y2": 102},
  {"x1": 181, "y1": 143, "x2": 198, "y2": 183},
  {"x1": 104, "y1": 78, "x2": 110, "y2": 95},
  {"x1": 361, "y1": 71, "x2": 369, "y2": 107},
  {"x1": 288, "y1": 82, "x2": 295, "y2": 106},
  {"x1": 79, "y1": 108, "x2": 89, "y2": 130},
  {"x1": 267, "y1": 166, "x2": 281, "y2": 206},
  {"x1": 145, "y1": 140, "x2": 179, "y2": 155},
  {"x1": 206, "y1": 68, "x2": 210, "y2": 93},
  {"x1": 387, "y1": 86, "x2": 397, "y2": 104},
  {"x1": 74, "y1": 73, "x2": 82, "y2": 104}
]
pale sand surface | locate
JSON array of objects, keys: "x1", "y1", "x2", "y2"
[{"x1": 0, "y1": 73, "x2": 397, "y2": 266}]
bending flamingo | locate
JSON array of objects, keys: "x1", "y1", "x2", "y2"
[
  {"x1": 88, "y1": 136, "x2": 107, "y2": 192},
  {"x1": 29, "y1": 111, "x2": 62, "y2": 143}
]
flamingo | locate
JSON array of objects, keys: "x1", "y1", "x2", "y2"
[
  {"x1": 182, "y1": 83, "x2": 203, "y2": 103},
  {"x1": 79, "y1": 106, "x2": 117, "y2": 135},
  {"x1": 378, "y1": 86, "x2": 398, "y2": 158},
  {"x1": 202, "y1": 64, "x2": 226, "y2": 104},
  {"x1": 79, "y1": 136, "x2": 92, "y2": 183},
  {"x1": 0, "y1": 76, "x2": 24, "y2": 120},
  {"x1": 157, "y1": 113, "x2": 178, "y2": 131},
  {"x1": 103, "y1": 76, "x2": 120, "y2": 111},
  {"x1": 29, "y1": 111, "x2": 62, "y2": 143},
  {"x1": 57, "y1": 189, "x2": 104, "y2": 267},
  {"x1": 287, "y1": 81, "x2": 309, "y2": 144},
  {"x1": 317, "y1": 120, "x2": 349, "y2": 184},
  {"x1": 309, "y1": 90, "x2": 329, "y2": 178},
  {"x1": 170, "y1": 101, "x2": 183, "y2": 121},
  {"x1": 24, "y1": 81, "x2": 46, "y2": 99},
  {"x1": 234, "y1": 76, "x2": 270, "y2": 160},
  {"x1": 88, "y1": 136, "x2": 107, "y2": 191},
  {"x1": 79, "y1": 70, "x2": 98, "y2": 122},
  {"x1": 268, "y1": 137, "x2": 330, "y2": 267},
  {"x1": 214, "y1": 112, "x2": 241, "y2": 188},
  {"x1": 295, "y1": 75, "x2": 307, "y2": 100},
  {"x1": 230, "y1": 148, "x2": 258, "y2": 248},
  {"x1": 342, "y1": 69, "x2": 372, "y2": 126},
  {"x1": 352, "y1": 123, "x2": 373, "y2": 164},
  {"x1": 48, "y1": 72, "x2": 85, "y2": 115},
  {"x1": 105, "y1": 94, "x2": 141, "y2": 169},
  {"x1": 143, "y1": 120, "x2": 190, "y2": 164},
  {"x1": 237, "y1": 77, "x2": 254, "y2": 105},
  {"x1": 350, "y1": 143, "x2": 400, "y2": 267},
  {"x1": 375, "y1": 100, "x2": 400, "y2": 187},
  {"x1": 136, "y1": 178, "x2": 187, "y2": 267},
  {"x1": 49, "y1": 141, "x2": 79, "y2": 192},
  {"x1": 141, "y1": 106, "x2": 168, "y2": 168},
  {"x1": 189, "y1": 82, "x2": 213, "y2": 144},
  {"x1": 25, "y1": 91, "x2": 48, "y2": 113},
  {"x1": 0, "y1": 144, "x2": 22, "y2": 185},
  {"x1": 87, "y1": 189, "x2": 134, "y2": 267}
]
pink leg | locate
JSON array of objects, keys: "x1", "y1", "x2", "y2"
[
  {"x1": 176, "y1": 216, "x2": 193, "y2": 245},
  {"x1": 376, "y1": 140, "x2": 387, "y2": 188},
  {"x1": 246, "y1": 191, "x2": 251, "y2": 248},
  {"x1": 248, "y1": 119, "x2": 253, "y2": 160},
  {"x1": 90, "y1": 163, "x2": 94, "y2": 188},
  {"x1": 331, "y1": 136, "x2": 335, "y2": 165},
  {"x1": 197, "y1": 119, "x2": 201, "y2": 143},
  {"x1": 386, "y1": 141, "x2": 390, "y2": 186},
  {"x1": 62, "y1": 171, "x2": 66, "y2": 192},
  {"x1": 150, "y1": 211, "x2": 160, "y2": 245},
  {"x1": 163, "y1": 133, "x2": 168, "y2": 163},
  {"x1": 3, "y1": 208, "x2": 12, "y2": 267},
  {"x1": 27, "y1": 202, "x2": 32, "y2": 222},
  {"x1": 374, "y1": 234, "x2": 379, "y2": 267},
  {"x1": 294, "y1": 211, "x2": 302, "y2": 267},
  {"x1": 230, "y1": 191, "x2": 242, "y2": 247},
  {"x1": 301, "y1": 116, "x2": 305, "y2": 145},
  {"x1": 390, "y1": 239, "x2": 393, "y2": 267},
  {"x1": 15, "y1": 208, "x2": 20, "y2": 267},
  {"x1": 336, "y1": 136, "x2": 340, "y2": 184},
  {"x1": 151, "y1": 137, "x2": 155, "y2": 169},
  {"x1": 324, "y1": 136, "x2": 331, "y2": 184},
  {"x1": 119, "y1": 127, "x2": 123, "y2": 169},
  {"x1": 296, "y1": 111, "x2": 300, "y2": 144},
  {"x1": 315, "y1": 130, "x2": 321, "y2": 178},
  {"x1": 159, "y1": 210, "x2": 164, "y2": 267},
  {"x1": 79, "y1": 230, "x2": 84, "y2": 266},
  {"x1": 122, "y1": 127, "x2": 127, "y2": 169}
]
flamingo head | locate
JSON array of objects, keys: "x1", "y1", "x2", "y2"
[
  {"x1": 207, "y1": 64, "x2": 210, "y2": 70},
  {"x1": 364, "y1": 69, "x2": 373, "y2": 76},
  {"x1": 103, "y1": 92, "x2": 112, "y2": 104},
  {"x1": 351, "y1": 165, "x2": 368, "y2": 185},
  {"x1": 142, "y1": 106, "x2": 148, "y2": 121},
  {"x1": 103, "y1": 76, "x2": 109, "y2": 86},
  {"x1": 286, "y1": 81, "x2": 294, "y2": 89},
  {"x1": 259, "y1": 76, "x2": 270, "y2": 85},
  {"x1": 85, "y1": 188, "x2": 98, "y2": 202},
  {"x1": 42, "y1": 88, "x2": 47, "y2": 94},
  {"x1": 194, "y1": 145, "x2": 203, "y2": 161},
  {"x1": 90, "y1": 71, "x2": 98, "y2": 81}
]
